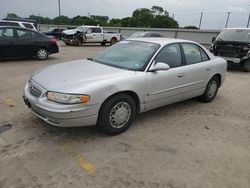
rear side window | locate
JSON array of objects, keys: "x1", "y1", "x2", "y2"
[
  {"x1": 17, "y1": 29, "x2": 34, "y2": 39},
  {"x1": 92, "y1": 28, "x2": 102, "y2": 33},
  {"x1": 182, "y1": 43, "x2": 202, "y2": 65},
  {"x1": 155, "y1": 44, "x2": 182, "y2": 68},
  {"x1": 22, "y1": 23, "x2": 34, "y2": 29},
  {"x1": 200, "y1": 48, "x2": 210, "y2": 61},
  {"x1": 0, "y1": 21, "x2": 19, "y2": 26}
]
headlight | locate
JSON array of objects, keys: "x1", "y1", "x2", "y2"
[{"x1": 47, "y1": 92, "x2": 90, "y2": 104}]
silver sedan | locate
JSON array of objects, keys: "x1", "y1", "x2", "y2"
[{"x1": 23, "y1": 38, "x2": 227, "y2": 135}]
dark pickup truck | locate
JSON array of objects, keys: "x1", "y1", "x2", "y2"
[{"x1": 210, "y1": 28, "x2": 250, "y2": 72}]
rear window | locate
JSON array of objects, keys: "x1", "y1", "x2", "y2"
[
  {"x1": 22, "y1": 23, "x2": 34, "y2": 29},
  {"x1": 0, "y1": 21, "x2": 19, "y2": 27}
]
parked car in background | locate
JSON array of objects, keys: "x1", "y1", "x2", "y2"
[
  {"x1": 61, "y1": 25, "x2": 122, "y2": 46},
  {"x1": 210, "y1": 28, "x2": 250, "y2": 72},
  {"x1": 0, "y1": 19, "x2": 37, "y2": 31},
  {"x1": 128, "y1": 32, "x2": 164, "y2": 38},
  {"x1": 41, "y1": 28, "x2": 66, "y2": 39},
  {"x1": 0, "y1": 26, "x2": 59, "y2": 60},
  {"x1": 23, "y1": 38, "x2": 227, "y2": 135}
]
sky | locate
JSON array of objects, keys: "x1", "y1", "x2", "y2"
[{"x1": 0, "y1": 0, "x2": 250, "y2": 29}]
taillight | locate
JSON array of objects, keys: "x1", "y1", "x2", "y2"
[{"x1": 50, "y1": 37, "x2": 57, "y2": 44}]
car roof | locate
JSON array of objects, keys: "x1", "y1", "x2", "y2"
[
  {"x1": 0, "y1": 19, "x2": 35, "y2": 25},
  {"x1": 127, "y1": 37, "x2": 197, "y2": 46},
  {"x1": 0, "y1": 26, "x2": 38, "y2": 32}
]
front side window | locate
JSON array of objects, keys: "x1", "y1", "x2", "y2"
[
  {"x1": 0, "y1": 28, "x2": 14, "y2": 39},
  {"x1": 154, "y1": 44, "x2": 182, "y2": 68},
  {"x1": 93, "y1": 40, "x2": 160, "y2": 71},
  {"x1": 182, "y1": 43, "x2": 202, "y2": 65}
]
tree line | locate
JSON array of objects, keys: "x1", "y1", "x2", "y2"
[{"x1": 6, "y1": 6, "x2": 198, "y2": 29}]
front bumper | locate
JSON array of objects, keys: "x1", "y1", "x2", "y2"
[
  {"x1": 220, "y1": 56, "x2": 250, "y2": 64},
  {"x1": 23, "y1": 82, "x2": 99, "y2": 127}
]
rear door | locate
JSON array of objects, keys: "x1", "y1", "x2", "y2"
[
  {"x1": 0, "y1": 27, "x2": 17, "y2": 58},
  {"x1": 180, "y1": 43, "x2": 211, "y2": 99},
  {"x1": 15, "y1": 28, "x2": 37, "y2": 57}
]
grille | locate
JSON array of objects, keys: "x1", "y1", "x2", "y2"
[
  {"x1": 218, "y1": 50, "x2": 237, "y2": 58},
  {"x1": 29, "y1": 81, "x2": 42, "y2": 97}
]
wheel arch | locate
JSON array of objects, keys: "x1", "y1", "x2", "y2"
[
  {"x1": 212, "y1": 73, "x2": 222, "y2": 88},
  {"x1": 98, "y1": 90, "x2": 141, "y2": 115}
]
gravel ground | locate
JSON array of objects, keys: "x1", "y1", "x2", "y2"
[{"x1": 0, "y1": 41, "x2": 250, "y2": 188}]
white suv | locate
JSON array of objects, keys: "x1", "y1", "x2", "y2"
[{"x1": 0, "y1": 20, "x2": 37, "y2": 31}]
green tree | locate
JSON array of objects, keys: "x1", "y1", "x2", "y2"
[
  {"x1": 6, "y1": 13, "x2": 19, "y2": 18},
  {"x1": 132, "y1": 8, "x2": 153, "y2": 27},
  {"x1": 53, "y1": 16, "x2": 71, "y2": 25},
  {"x1": 109, "y1": 19, "x2": 121, "y2": 27},
  {"x1": 184, "y1": 26, "x2": 199, "y2": 29},
  {"x1": 29, "y1": 15, "x2": 52, "y2": 24},
  {"x1": 151, "y1": 15, "x2": 178, "y2": 28},
  {"x1": 121, "y1": 17, "x2": 137, "y2": 27},
  {"x1": 151, "y1": 6, "x2": 164, "y2": 16}
]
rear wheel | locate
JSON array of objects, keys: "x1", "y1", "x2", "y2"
[
  {"x1": 110, "y1": 38, "x2": 117, "y2": 46},
  {"x1": 97, "y1": 94, "x2": 136, "y2": 135},
  {"x1": 199, "y1": 77, "x2": 219, "y2": 102},
  {"x1": 36, "y1": 48, "x2": 48, "y2": 60}
]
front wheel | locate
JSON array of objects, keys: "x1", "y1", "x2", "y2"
[
  {"x1": 242, "y1": 60, "x2": 250, "y2": 72},
  {"x1": 199, "y1": 77, "x2": 219, "y2": 102},
  {"x1": 36, "y1": 48, "x2": 48, "y2": 60},
  {"x1": 97, "y1": 94, "x2": 136, "y2": 135}
]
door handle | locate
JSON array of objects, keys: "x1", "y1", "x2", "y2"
[{"x1": 177, "y1": 73, "x2": 184, "y2": 78}]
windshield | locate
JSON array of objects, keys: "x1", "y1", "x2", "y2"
[
  {"x1": 76, "y1": 26, "x2": 88, "y2": 32},
  {"x1": 129, "y1": 32, "x2": 145, "y2": 38},
  {"x1": 93, "y1": 40, "x2": 160, "y2": 71},
  {"x1": 217, "y1": 29, "x2": 250, "y2": 42}
]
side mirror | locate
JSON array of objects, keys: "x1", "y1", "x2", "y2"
[
  {"x1": 149, "y1": 62, "x2": 170, "y2": 72},
  {"x1": 212, "y1": 36, "x2": 216, "y2": 43}
]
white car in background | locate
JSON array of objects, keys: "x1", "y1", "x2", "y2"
[
  {"x1": 24, "y1": 38, "x2": 227, "y2": 135},
  {"x1": 62, "y1": 25, "x2": 122, "y2": 46},
  {"x1": 0, "y1": 20, "x2": 37, "y2": 31}
]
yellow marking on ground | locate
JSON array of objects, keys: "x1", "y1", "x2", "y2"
[
  {"x1": 3, "y1": 98, "x2": 16, "y2": 107},
  {"x1": 61, "y1": 143, "x2": 96, "y2": 173}
]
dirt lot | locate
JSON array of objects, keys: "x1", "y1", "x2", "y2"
[{"x1": 0, "y1": 41, "x2": 250, "y2": 188}]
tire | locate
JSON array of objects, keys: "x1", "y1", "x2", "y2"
[
  {"x1": 242, "y1": 61, "x2": 250, "y2": 72},
  {"x1": 101, "y1": 42, "x2": 106, "y2": 46},
  {"x1": 36, "y1": 48, "x2": 48, "y2": 60},
  {"x1": 199, "y1": 76, "x2": 219, "y2": 103},
  {"x1": 76, "y1": 39, "x2": 82, "y2": 47},
  {"x1": 97, "y1": 94, "x2": 136, "y2": 135},
  {"x1": 110, "y1": 38, "x2": 117, "y2": 46}
]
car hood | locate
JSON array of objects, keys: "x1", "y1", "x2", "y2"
[
  {"x1": 31, "y1": 59, "x2": 133, "y2": 92},
  {"x1": 62, "y1": 29, "x2": 79, "y2": 35}
]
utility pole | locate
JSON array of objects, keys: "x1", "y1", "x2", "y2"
[
  {"x1": 199, "y1": 12, "x2": 203, "y2": 29},
  {"x1": 247, "y1": 13, "x2": 250, "y2": 28},
  {"x1": 58, "y1": 0, "x2": 61, "y2": 17},
  {"x1": 225, "y1": 12, "x2": 230, "y2": 28}
]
